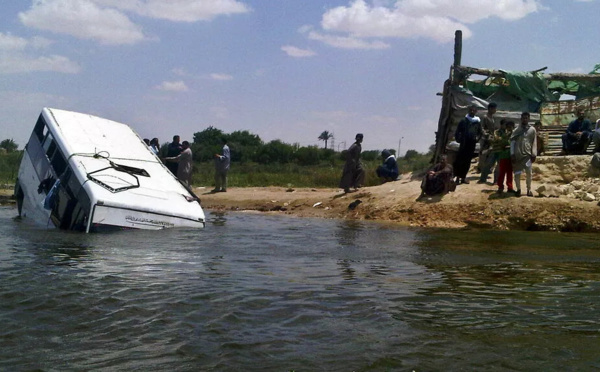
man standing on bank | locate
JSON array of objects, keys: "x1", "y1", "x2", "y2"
[
  {"x1": 212, "y1": 137, "x2": 230, "y2": 193},
  {"x1": 166, "y1": 135, "x2": 182, "y2": 175},
  {"x1": 453, "y1": 105, "x2": 482, "y2": 185},
  {"x1": 340, "y1": 133, "x2": 365, "y2": 193},
  {"x1": 511, "y1": 112, "x2": 537, "y2": 197},
  {"x1": 478, "y1": 102, "x2": 498, "y2": 183},
  {"x1": 164, "y1": 140, "x2": 193, "y2": 186}
]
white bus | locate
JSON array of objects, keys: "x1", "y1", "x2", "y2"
[{"x1": 14, "y1": 108, "x2": 205, "y2": 232}]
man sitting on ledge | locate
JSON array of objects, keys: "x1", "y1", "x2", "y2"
[
  {"x1": 376, "y1": 149, "x2": 399, "y2": 183},
  {"x1": 419, "y1": 154, "x2": 455, "y2": 198},
  {"x1": 562, "y1": 108, "x2": 593, "y2": 155}
]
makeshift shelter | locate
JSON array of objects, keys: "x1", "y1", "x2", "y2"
[{"x1": 434, "y1": 30, "x2": 600, "y2": 161}]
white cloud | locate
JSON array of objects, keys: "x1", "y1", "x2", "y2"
[
  {"x1": 171, "y1": 68, "x2": 189, "y2": 77},
  {"x1": 0, "y1": 33, "x2": 55, "y2": 50},
  {"x1": 0, "y1": 54, "x2": 80, "y2": 74},
  {"x1": 398, "y1": 0, "x2": 541, "y2": 23},
  {"x1": 0, "y1": 32, "x2": 80, "y2": 74},
  {"x1": 308, "y1": 31, "x2": 390, "y2": 50},
  {"x1": 93, "y1": 0, "x2": 251, "y2": 22},
  {"x1": 318, "y1": 0, "x2": 540, "y2": 44},
  {"x1": 155, "y1": 80, "x2": 189, "y2": 92},
  {"x1": 19, "y1": 0, "x2": 146, "y2": 45},
  {"x1": 298, "y1": 24, "x2": 314, "y2": 34},
  {"x1": 0, "y1": 33, "x2": 29, "y2": 50},
  {"x1": 281, "y1": 45, "x2": 316, "y2": 57},
  {"x1": 18, "y1": 0, "x2": 251, "y2": 46},
  {"x1": 210, "y1": 73, "x2": 234, "y2": 81}
]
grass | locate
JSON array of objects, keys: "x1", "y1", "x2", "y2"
[
  {"x1": 1, "y1": 151, "x2": 432, "y2": 189},
  {"x1": 190, "y1": 155, "x2": 431, "y2": 189},
  {"x1": 0, "y1": 151, "x2": 23, "y2": 187}
]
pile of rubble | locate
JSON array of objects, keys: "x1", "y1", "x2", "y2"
[{"x1": 537, "y1": 178, "x2": 600, "y2": 202}]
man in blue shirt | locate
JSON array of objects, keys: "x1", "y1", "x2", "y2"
[
  {"x1": 562, "y1": 108, "x2": 593, "y2": 155},
  {"x1": 376, "y1": 149, "x2": 399, "y2": 182},
  {"x1": 212, "y1": 137, "x2": 230, "y2": 192}
]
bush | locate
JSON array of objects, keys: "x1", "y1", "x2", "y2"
[{"x1": 293, "y1": 146, "x2": 321, "y2": 166}]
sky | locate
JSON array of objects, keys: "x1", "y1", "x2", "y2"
[{"x1": 1, "y1": 0, "x2": 599, "y2": 154}]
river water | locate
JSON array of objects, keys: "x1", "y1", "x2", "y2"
[{"x1": 1, "y1": 206, "x2": 599, "y2": 371}]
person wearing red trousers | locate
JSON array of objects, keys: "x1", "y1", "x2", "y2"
[{"x1": 492, "y1": 120, "x2": 515, "y2": 194}]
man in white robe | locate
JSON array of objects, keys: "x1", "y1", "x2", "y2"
[{"x1": 510, "y1": 112, "x2": 537, "y2": 197}]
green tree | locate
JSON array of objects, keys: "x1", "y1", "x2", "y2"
[
  {"x1": 193, "y1": 126, "x2": 225, "y2": 161},
  {"x1": 193, "y1": 126, "x2": 224, "y2": 146},
  {"x1": 0, "y1": 139, "x2": 18, "y2": 153},
  {"x1": 427, "y1": 144, "x2": 436, "y2": 155},
  {"x1": 255, "y1": 140, "x2": 294, "y2": 164},
  {"x1": 293, "y1": 146, "x2": 321, "y2": 166},
  {"x1": 403, "y1": 149, "x2": 419, "y2": 161},
  {"x1": 318, "y1": 131, "x2": 333, "y2": 149},
  {"x1": 361, "y1": 150, "x2": 380, "y2": 161},
  {"x1": 228, "y1": 130, "x2": 262, "y2": 163}
]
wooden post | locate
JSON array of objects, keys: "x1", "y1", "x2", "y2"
[
  {"x1": 433, "y1": 30, "x2": 463, "y2": 164},
  {"x1": 453, "y1": 30, "x2": 462, "y2": 67}
]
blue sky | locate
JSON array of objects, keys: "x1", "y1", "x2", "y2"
[{"x1": 1, "y1": 0, "x2": 599, "y2": 154}]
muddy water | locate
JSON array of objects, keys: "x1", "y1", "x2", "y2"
[{"x1": 1, "y1": 206, "x2": 599, "y2": 371}]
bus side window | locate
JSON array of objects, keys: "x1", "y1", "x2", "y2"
[
  {"x1": 43, "y1": 132, "x2": 57, "y2": 159},
  {"x1": 51, "y1": 150, "x2": 67, "y2": 176},
  {"x1": 33, "y1": 115, "x2": 48, "y2": 143}
]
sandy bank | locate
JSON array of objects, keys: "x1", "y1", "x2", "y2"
[
  {"x1": 3, "y1": 155, "x2": 599, "y2": 232},
  {"x1": 195, "y1": 172, "x2": 600, "y2": 233}
]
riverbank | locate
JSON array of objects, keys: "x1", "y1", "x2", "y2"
[
  {"x1": 196, "y1": 158, "x2": 600, "y2": 232},
  {"x1": 197, "y1": 184, "x2": 599, "y2": 232},
  {"x1": 3, "y1": 155, "x2": 599, "y2": 232}
]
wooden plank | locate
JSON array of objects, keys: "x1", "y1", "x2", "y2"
[{"x1": 455, "y1": 65, "x2": 600, "y2": 82}]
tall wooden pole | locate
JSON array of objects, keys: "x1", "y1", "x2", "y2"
[
  {"x1": 453, "y1": 30, "x2": 462, "y2": 68},
  {"x1": 434, "y1": 30, "x2": 463, "y2": 163}
]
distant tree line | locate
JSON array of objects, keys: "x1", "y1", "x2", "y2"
[
  {"x1": 0, "y1": 139, "x2": 18, "y2": 153},
  {"x1": 184, "y1": 127, "x2": 433, "y2": 170}
]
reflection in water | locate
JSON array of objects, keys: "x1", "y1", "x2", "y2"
[
  {"x1": 335, "y1": 220, "x2": 363, "y2": 247},
  {"x1": 337, "y1": 259, "x2": 356, "y2": 280},
  {"x1": 334, "y1": 221, "x2": 364, "y2": 281},
  {"x1": 209, "y1": 211, "x2": 228, "y2": 227},
  {"x1": 2, "y1": 208, "x2": 600, "y2": 371},
  {"x1": 400, "y1": 229, "x2": 600, "y2": 338}
]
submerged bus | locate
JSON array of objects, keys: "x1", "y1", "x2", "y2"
[{"x1": 14, "y1": 108, "x2": 205, "y2": 232}]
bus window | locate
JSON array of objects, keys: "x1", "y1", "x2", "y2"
[
  {"x1": 33, "y1": 115, "x2": 48, "y2": 143},
  {"x1": 50, "y1": 170, "x2": 90, "y2": 231},
  {"x1": 43, "y1": 132, "x2": 57, "y2": 159},
  {"x1": 51, "y1": 149, "x2": 67, "y2": 176}
]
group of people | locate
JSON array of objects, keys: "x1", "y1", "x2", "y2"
[
  {"x1": 436, "y1": 102, "x2": 600, "y2": 198},
  {"x1": 339, "y1": 133, "x2": 400, "y2": 194},
  {"x1": 448, "y1": 104, "x2": 539, "y2": 197},
  {"x1": 143, "y1": 138, "x2": 161, "y2": 156},
  {"x1": 150, "y1": 104, "x2": 599, "y2": 198},
  {"x1": 143, "y1": 135, "x2": 230, "y2": 192}
]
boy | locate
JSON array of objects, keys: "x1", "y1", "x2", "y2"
[{"x1": 492, "y1": 120, "x2": 515, "y2": 194}]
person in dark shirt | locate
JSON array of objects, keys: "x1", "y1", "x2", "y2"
[
  {"x1": 420, "y1": 154, "x2": 455, "y2": 197},
  {"x1": 561, "y1": 108, "x2": 593, "y2": 154},
  {"x1": 166, "y1": 135, "x2": 183, "y2": 175},
  {"x1": 339, "y1": 133, "x2": 365, "y2": 193},
  {"x1": 453, "y1": 105, "x2": 482, "y2": 184},
  {"x1": 375, "y1": 149, "x2": 399, "y2": 182}
]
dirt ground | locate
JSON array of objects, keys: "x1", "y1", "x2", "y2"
[
  {"x1": 195, "y1": 170, "x2": 600, "y2": 233},
  {"x1": 3, "y1": 157, "x2": 599, "y2": 232}
]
